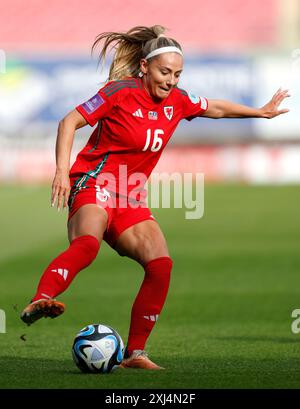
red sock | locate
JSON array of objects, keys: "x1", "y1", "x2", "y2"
[
  {"x1": 126, "y1": 256, "x2": 173, "y2": 353},
  {"x1": 32, "y1": 235, "x2": 100, "y2": 301}
]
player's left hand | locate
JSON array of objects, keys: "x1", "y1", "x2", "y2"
[{"x1": 259, "y1": 88, "x2": 290, "y2": 119}]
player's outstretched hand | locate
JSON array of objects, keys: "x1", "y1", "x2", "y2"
[
  {"x1": 259, "y1": 88, "x2": 290, "y2": 119},
  {"x1": 51, "y1": 170, "x2": 71, "y2": 211}
]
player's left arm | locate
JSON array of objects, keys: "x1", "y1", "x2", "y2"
[{"x1": 203, "y1": 88, "x2": 290, "y2": 119}]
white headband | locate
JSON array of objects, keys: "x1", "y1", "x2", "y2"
[{"x1": 145, "y1": 46, "x2": 183, "y2": 60}]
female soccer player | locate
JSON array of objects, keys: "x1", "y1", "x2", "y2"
[{"x1": 21, "y1": 25, "x2": 289, "y2": 370}]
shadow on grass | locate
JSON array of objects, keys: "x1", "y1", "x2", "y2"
[
  {"x1": 1, "y1": 354, "x2": 300, "y2": 389},
  {"x1": 0, "y1": 356, "x2": 78, "y2": 382},
  {"x1": 214, "y1": 336, "x2": 300, "y2": 344},
  {"x1": 0, "y1": 355, "x2": 191, "y2": 389}
]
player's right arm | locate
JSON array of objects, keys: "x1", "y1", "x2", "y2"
[
  {"x1": 52, "y1": 81, "x2": 131, "y2": 210},
  {"x1": 51, "y1": 109, "x2": 88, "y2": 211}
]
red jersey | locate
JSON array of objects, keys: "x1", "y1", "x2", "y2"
[{"x1": 70, "y1": 77, "x2": 208, "y2": 197}]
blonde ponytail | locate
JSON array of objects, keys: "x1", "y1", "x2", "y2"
[{"x1": 92, "y1": 25, "x2": 182, "y2": 81}]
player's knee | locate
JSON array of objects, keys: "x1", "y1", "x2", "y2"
[{"x1": 139, "y1": 237, "x2": 170, "y2": 265}]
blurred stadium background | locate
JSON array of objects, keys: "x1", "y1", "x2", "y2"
[
  {"x1": 1, "y1": 0, "x2": 300, "y2": 184},
  {"x1": 1, "y1": 0, "x2": 300, "y2": 389}
]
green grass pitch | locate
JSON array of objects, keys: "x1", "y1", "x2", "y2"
[{"x1": 0, "y1": 183, "x2": 300, "y2": 389}]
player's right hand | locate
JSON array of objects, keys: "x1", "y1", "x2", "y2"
[{"x1": 51, "y1": 171, "x2": 71, "y2": 211}]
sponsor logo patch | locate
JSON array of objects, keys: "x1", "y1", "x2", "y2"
[
  {"x1": 82, "y1": 94, "x2": 105, "y2": 114},
  {"x1": 148, "y1": 111, "x2": 158, "y2": 120}
]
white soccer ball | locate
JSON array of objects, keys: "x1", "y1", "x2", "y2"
[{"x1": 72, "y1": 324, "x2": 124, "y2": 373}]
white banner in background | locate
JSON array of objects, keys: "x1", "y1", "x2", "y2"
[
  {"x1": 0, "y1": 49, "x2": 6, "y2": 74},
  {"x1": 253, "y1": 53, "x2": 300, "y2": 139}
]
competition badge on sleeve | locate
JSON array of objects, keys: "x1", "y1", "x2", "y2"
[
  {"x1": 188, "y1": 92, "x2": 208, "y2": 110},
  {"x1": 188, "y1": 92, "x2": 200, "y2": 104},
  {"x1": 82, "y1": 94, "x2": 105, "y2": 114}
]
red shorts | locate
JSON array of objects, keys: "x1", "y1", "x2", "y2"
[{"x1": 68, "y1": 179, "x2": 156, "y2": 248}]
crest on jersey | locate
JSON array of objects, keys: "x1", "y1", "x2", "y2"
[{"x1": 164, "y1": 106, "x2": 173, "y2": 120}]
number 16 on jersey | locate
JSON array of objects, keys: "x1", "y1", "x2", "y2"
[{"x1": 142, "y1": 129, "x2": 164, "y2": 152}]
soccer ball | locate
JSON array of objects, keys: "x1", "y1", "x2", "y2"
[{"x1": 72, "y1": 324, "x2": 124, "y2": 374}]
